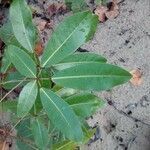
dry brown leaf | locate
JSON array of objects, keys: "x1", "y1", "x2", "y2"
[
  {"x1": 46, "y1": 20, "x2": 54, "y2": 29},
  {"x1": 38, "y1": 20, "x2": 47, "y2": 31},
  {"x1": 130, "y1": 69, "x2": 143, "y2": 86},
  {"x1": 105, "y1": 0, "x2": 119, "y2": 19},
  {"x1": 112, "y1": 0, "x2": 118, "y2": 4},
  {"x1": 47, "y1": 3, "x2": 67, "y2": 17},
  {"x1": 0, "y1": 140, "x2": 10, "y2": 150},
  {"x1": 0, "y1": 141, "x2": 3, "y2": 150},
  {"x1": 95, "y1": 0, "x2": 119, "y2": 22},
  {"x1": 94, "y1": 5, "x2": 108, "y2": 22},
  {"x1": 0, "y1": 0, "x2": 10, "y2": 5},
  {"x1": 105, "y1": 9, "x2": 119, "y2": 20},
  {"x1": 35, "y1": 41, "x2": 44, "y2": 56}
]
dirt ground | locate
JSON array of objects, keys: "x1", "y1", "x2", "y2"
[
  {"x1": 0, "y1": 0, "x2": 150, "y2": 150},
  {"x1": 85, "y1": 0, "x2": 150, "y2": 149}
]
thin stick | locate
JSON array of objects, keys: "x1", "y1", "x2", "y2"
[
  {"x1": 0, "y1": 77, "x2": 50, "y2": 86},
  {"x1": 11, "y1": 135, "x2": 37, "y2": 150},
  {"x1": 0, "y1": 79, "x2": 32, "y2": 86},
  {"x1": 10, "y1": 115, "x2": 26, "y2": 132},
  {"x1": 0, "y1": 78, "x2": 27, "y2": 103}
]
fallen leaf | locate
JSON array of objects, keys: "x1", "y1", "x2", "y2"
[
  {"x1": 46, "y1": 20, "x2": 54, "y2": 29},
  {"x1": 94, "y1": 0, "x2": 120, "y2": 22},
  {"x1": 94, "y1": 5, "x2": 108, "y2": 22},
  {"x1": 0, "y1": 141, "x2": 3, "y2": 150},
  {"x1": 130, "y1": 69, "x2": 143, "y2": 86},
  {"x1": 35, "y1": 41, "x2": 44, "y2": 56},
  {"x1": 47, "y1": 3, "x2": 67, "y2": 17},
  {"x1": 105, "y1": 1, "x2": 119, "y2": 19},
  {"x1": 0, "y1": 140, "x2": 10, "y2": 150},
  {"x1": 38, "y1": 20, "x2": 47, "y2": 31},
  {"x1": 0, "y1": 0, "x2": 10, "y2": 5}
]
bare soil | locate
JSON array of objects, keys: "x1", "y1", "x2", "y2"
[{"x1": 0, "y1": 0, "x2": 150, "y2": 150}]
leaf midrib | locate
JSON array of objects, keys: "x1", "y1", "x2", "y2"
[
  {"x1": 18, "y1": 81, "x2": 36, "y2": 113},
  {"x1": 56, "y1": 141, "x2": 74, "y2": 150},
  {"x1": 37, "y1": 120, "x2": 45, "y2": 147},
  {"x1": 15, "y1": 1, "x2": 32, "y2": 51},
  {"x1": 41, "y1": 89, "x2": 71, "y2": 129},
  {"x1": 15, "y1": 53, "x2": 36, "y2": 77},
  {"x1": 52, "y1": 74, "x2": 130, "y2": 80},
  {"x1": 53, "y1": 61, "x2": 104, "y2": 67}
]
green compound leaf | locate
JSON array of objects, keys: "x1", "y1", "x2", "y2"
[
  {"x1": 7, "y1": 45, "x2": 36, "y2": 78},
  {"x1": 40, "y1": 88, "x2": 83, "y2": 142},
  {"x1": 31, "y1": 118, "x2": 49, "y2": 150},
  {"x1": 10, "y1": 0, "x2": 37, "y2": 52},
  {"x1": 65, "y1": 93, "x2": 105, "y2": 118},
  {"x1": 41, "y1": 11, "x2": 98, "y2": 67},
  {"x1": 54, "y1": 52, "x2": 107, "y2": 70},
  {"x1": 52, "y1": 63, "x2": 132, "y2": 91},
  {"x1": 17, "y1": 81, "x2": 38, "y2": 117}
]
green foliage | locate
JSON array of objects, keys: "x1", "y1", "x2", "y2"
[
  {"x1": 7, "y1": 45, "x2": 37, "y2": 78},
  {"x1": 16, "y1": 119, "x2": 35, "y2": 150},
  {"x1": 0, "y1": 100, "x2": 17, "y2": 113},
  {"x1": 17, "y1": 81, "x2": 38, "y2": 117},
  {"x1": 65, "y1": 93, "x2": 105, "y2": 118},
  {"x1": 52, "y1": 63, "x2": 131, "y2": 91},
  {"x1": 9, "y1": 0, "x2": 37, "y2": 52},
  {"x1": 40, "y1": 88, "x2": 83, "y2": 142},
  {"x1": 2, "y1": 71, "x2": 27, "y2": 89},
  {"x1": 0, "y1": 0, "x2": 131, "y2": 149},
  {"x1": 95, "y1": 0, "x2": 107, "y2": 5},
  {"x1": 41, "y1": 11, "x2": 98, "y2": 67},
  {"x1": 65, "y1": 0, "x2": 87, "y2": 12},
  {"x1": 1, "y1": 48, "x2": 11, "y2": 73},
  {"x1": 53, "y1": 52, "x2": 107, "y2": 70},
  {"x1": 64, "y1": 0, "x2": 107, "y2": 12},
  {"x1": 53, "y1": 140, "x2": 77, "y2": 150},
  {"x1": 31, "y1": 118, "x2": 49, "y2": 150},
  {"x1": 0, "y1": 21, "x2": 21, "y2": 46}
]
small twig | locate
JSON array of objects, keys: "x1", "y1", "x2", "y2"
[
  {"x1": 0, "y1": 78, "x2": 27, "y2": 103},
  {"x1": 0, "y1": 78, "x2": 50, "y2": 86},
  {"x1": 11, "y1": 135, "x2": 37, "y2": 150},
  {"x1": 107, "y1": 101, "x2": 150, "y2": 127},
  {"x1": 0, "y1": 79, "x2": 31, "y2": 86},
  {"x1": 10, "y1": 115, "x2": 26, "y2": 132},
  {"x1": 118, "y1": 0, "x2": 125, "y2": 4},
  {"x1": 2, "y1": 141, "x2": 8, "y2": 150},
  {"x1": 0, "y1": 80, "x2": 30, "y2": 85}
]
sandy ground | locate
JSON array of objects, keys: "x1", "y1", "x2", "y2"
[
  {"x1": 84, "y1": 0, "x2": 150, "y2": 149},
  {"x1": 0, "y1": 0, "x2": 150, "y2": 150}
]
